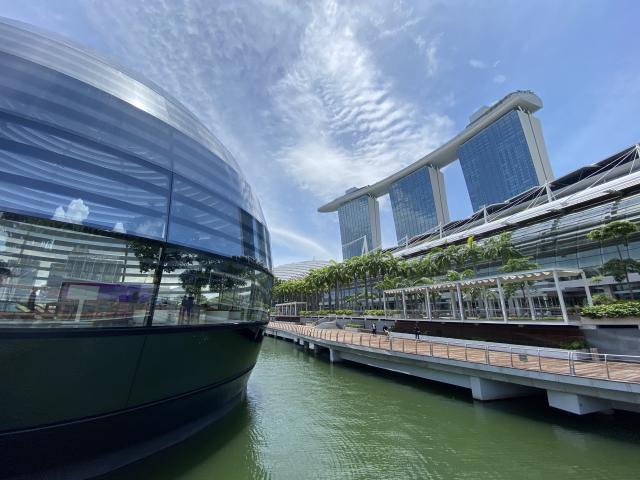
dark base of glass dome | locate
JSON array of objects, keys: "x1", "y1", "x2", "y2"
[{"x1": 0, "y1": 323, "x2": 265, "y2": 480}]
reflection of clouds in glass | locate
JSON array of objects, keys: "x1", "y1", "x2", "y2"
[
  {"x1": 113, "y1": 222, "x2": 126, "y2": 233},
  {"x1": 52, "y1": 199, "x2": 90, "y2": 224},
  {"x1": 135, "y1": 220, "x2": 164, "y2": 238}
]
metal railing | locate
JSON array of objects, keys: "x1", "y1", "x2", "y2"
[{"x1": 267, "y1": 322, "x2": 640, "y2": 383}]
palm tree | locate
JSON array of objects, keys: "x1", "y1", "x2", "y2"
[
  {"x1": 500, "y1": 256, "x2": 539, "y2": 316},
  {"x1": 587, "y1": 220, "x2": 639, "y2": 299}
]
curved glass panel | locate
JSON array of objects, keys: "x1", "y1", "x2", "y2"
[
  {"x1": 0, "y1": 213, "x2": 272, "y2": 327},
  {"x1": 0, "y1": 20, "x2": 271, "y2": 269}
]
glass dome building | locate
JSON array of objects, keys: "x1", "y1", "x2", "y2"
[{"x1": 0, "y1": 17, "x2": 272, "y2": 476}]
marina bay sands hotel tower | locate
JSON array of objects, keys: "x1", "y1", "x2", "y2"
[{"x1": 319, "y1": 91, "x2": 554, "y2": 259}]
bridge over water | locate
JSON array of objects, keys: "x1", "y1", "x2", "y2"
[{"x1": 266, "y1": 322, "x2": 640, "y2": 415}]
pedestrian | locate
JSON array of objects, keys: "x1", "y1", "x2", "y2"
[
  {"x1": 27, "y1": 287, "x2": 37, "y2": 312},
  {"x1": 414, "y1": 324, "x2": 420, "y2": 340},
  {"x1": 186, "y1": 294, "x2": 195, "y2": 322},
  {"x1": 372, "y1": 323, "x2": 377, "y2": 335},
  {"x1": 179, "y1": 295, "x2": 187, "y2": 323}
]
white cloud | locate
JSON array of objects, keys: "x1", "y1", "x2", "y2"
[
  {"x1": 52, "y1": 199, "x2": 90, "y2": 224},
  {"x1": 469, "y1": 59, "x2": 487, "y2": 69},
  {"x1": 378, "y1": 16, "x2": 422, "y2": 39},
  {"x1": 493, "y1": 74, "x2": 507, "y2": 84},
  {"x1": 271, "y1": 3, "x2": 453, "y2": 200},
  {"x1": 415, "y1": 33, "x2": 442, "y2": 77},
  {"x1": 113, "y1": 222, "x2": 126, "y2": 233}
]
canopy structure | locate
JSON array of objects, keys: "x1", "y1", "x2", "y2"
[
  {"x1": 383, "y1": 268, "x2": 592, "y2": 324},
  {"x1": 274, "y1": 302, "x2": 307, "y2": 317}
]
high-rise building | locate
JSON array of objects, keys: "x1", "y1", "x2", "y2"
[
  {"x1": 389, "y1": 165, "x2": 448, "y2": 245},
  {"x1": 319, "y1": 91, "x2": 553, "y2": 256},
  {"x1": 458, "y1": 108, "x2": 553, "y2": 211},
  {"x1": 337, "y1": 194, "x2": 381, "y2": 259}
]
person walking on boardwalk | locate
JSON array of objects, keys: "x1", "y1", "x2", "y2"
[
  {"x1": 372, "y1": 323, "x2": 377, "y2": 335},
  {"x1": 414, "y1": 324, "x2": 420, "y2": 340}
]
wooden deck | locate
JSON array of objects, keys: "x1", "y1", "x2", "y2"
[{"x1": 268, "y1": 322, "x2": 640, "y2": 384}]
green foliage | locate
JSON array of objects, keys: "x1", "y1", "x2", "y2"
[
  {"x1": 592, "y1": 293, "x2": 615, "y2": 305},
  {"x1": 600, "y1": 258, "x2": 640, "y2": 282},
  {"x1": 272, "y1": 231, "x2": 531, "y2": 309},
  {"x1": 581, "y1": 301, "x2": 640, "y2": 318},
  {"x1": 363, "y1": 309, "x2": 385, "y2": 316},
  {"x1": 586, "y1": 220, "x2": 638, "y2": 242},
  {"x1": 560, "y1": 339, "x2": 589, "y2": 350}
]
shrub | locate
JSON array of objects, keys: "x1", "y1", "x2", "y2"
[
  {"x1": 363, "y1": 309, "x2": 385, "y2": 316},
  {"x1": 592, "y1": 293, "x2": 615, "y2": 305},
  {"x1": 344, "y1": 322, "x2": 362, "y2": 328},
  {"x1": 581, "y1": 301, "x2": 640, "y2": 318},
  {"x1": 560, "y1": 339, "x2": 589, "y2": 350}
]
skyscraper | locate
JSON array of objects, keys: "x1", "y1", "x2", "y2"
[
  {"x1": 458, "y1": 108, "x2": 553, "y2": 211},
  {"x1": 337, "y1": 194, "x2": 381, "y2": 259},
  {"x1": 389, "y1": 165, "x2": 448, "y2": 245},
  {"x1": 319, "y1": 91, "x2": 553, "y2": 258}
]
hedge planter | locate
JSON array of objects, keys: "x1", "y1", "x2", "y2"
[{"x1": 580, "y1": 316, "x2": 640, "y2": 326}]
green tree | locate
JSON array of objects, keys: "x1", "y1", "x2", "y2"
[
  {"x1": 587, "y1": 220, "x2": 639, "y2": 298},
  {"x1": 499, "y1": 257, "x2": 539, "y2": 315}
]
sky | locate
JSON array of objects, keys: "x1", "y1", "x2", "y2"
[{"x1": 1, "y1": 0, "x2": 639, "y2": 266}]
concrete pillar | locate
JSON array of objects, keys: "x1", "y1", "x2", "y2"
[
  {"x1": 402, "y1": 291, "x2": 407, "y2": 319},
  {"x1": 308, "y1": 342, "x2": 315, "y2": 350},
  {"x1": 581, "y1": 271, "x2": 593, "y2": 306},
  {"x1": 525, "y1": 283, "x2": 536, "y2": 320},
  {"x1": 425, "y1": 287, "x2": 432, "y2": 320},
  {"x1": 470, "y1": 377, "x2": 536, "y2": 401},
  {"x1": 496, "y1": 278, "x2": 508, "y2": 323},
  {"x1": 449, "y1": 289, "x2": 457, "y2": 318},
  {"x1": 456, "y1": 284, "x2": 465, "y2": 321},
  {"x1": 383, "y1": 292, "x2": 387, "y2": 317},
  {"x1": 552, "y1": 270, "x2": 569, "y2": 323},
  {"x1": 329, "y1": 348, "x2": 342, "y2": 363},
  {"x1": 546, "y1": 390, "x2": 612, "y2": 415}
]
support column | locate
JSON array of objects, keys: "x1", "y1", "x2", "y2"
[
  {"x1": 401, "y1": 290, "x2": 407, "y2": 319},
  {"x1": 383, "y1": 292, "x2": 387, "y2": 318},
  {"x1": 329, "y1": 348, "x2": 342, "y2": 363},
  {"x1": 425, "y1": 287, "x2": 432, "y2": 320},
  {"x1": 553, "y1": 270, "x2": 569, "y2": 323},
  {"x1": 581, "y1": 271, "x2": 593, "y2": 306},
  {"x1": 456, "y1": 284, "x2": 465, "y2": 321},
  {"x1": 547, "y1": 390, "x2": 612, "y2": 415},
  {"x1": 449, "y1": 289, "x2": 457, "y2": 318},
  {"x1": 496, "y1": 278, "x2": 508, "y2": 323},
  {"x1": 525, "y1": 283, "x2": 536, "y2": 320}
]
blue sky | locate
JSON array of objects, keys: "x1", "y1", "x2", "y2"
[{"x1": 1, "y1": 0, "x2": 639, "y2": 266}]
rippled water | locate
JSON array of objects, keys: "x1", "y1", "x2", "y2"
[{"x1": 111, "y1": 336, "x2": 640, "y2": 479}]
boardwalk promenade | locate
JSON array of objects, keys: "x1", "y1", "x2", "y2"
[{"x1": 266, "y1": 321, "x2": 640, "y2": 415}]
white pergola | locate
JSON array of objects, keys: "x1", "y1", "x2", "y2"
[
  {"x1": 383, "y1": 268, "x2": 593, "y2": 324},
  {"x1": 274, "y1": 302, "x2": 307, "y2": 317}
]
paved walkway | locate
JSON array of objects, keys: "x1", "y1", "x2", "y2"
[{"x1": 268, "y1": 322, "x2": 640, "y2": 384}]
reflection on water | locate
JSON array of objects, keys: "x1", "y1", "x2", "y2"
[{"x1": 111, "y1": 337, "x2": 640, "y2": 480}]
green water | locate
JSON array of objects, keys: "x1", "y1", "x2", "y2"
[{"x1": 112, "y1": 337, "x2": 640, "y2": 480}]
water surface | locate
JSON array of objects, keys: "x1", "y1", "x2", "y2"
[{"x1": 111, "y1": 336, "x2": 640, "y2": 479}]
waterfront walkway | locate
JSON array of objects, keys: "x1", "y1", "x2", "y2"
[
  {"x1": 269, "y1": 321, "x2": 640, "y2": 383},
  {"x1": 267, "y1": 321, "x2": 640, "y2": 414}
]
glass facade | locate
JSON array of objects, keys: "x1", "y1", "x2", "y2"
[
  {"x1": 338, "y1": 196, "x2": 377, "y2": 259},
  {"x1": 458, "y1": 109, "x2": 540, "y2": 212},
  {"x1": 0, "y1": 20, "x2": 272, "y2": 327},
  {"x1": 389, "y1": 166, "x2": 439, "y2": 244},
  {"x1": 428, "y1": 192, "x2": 640, "y2": 297}
]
